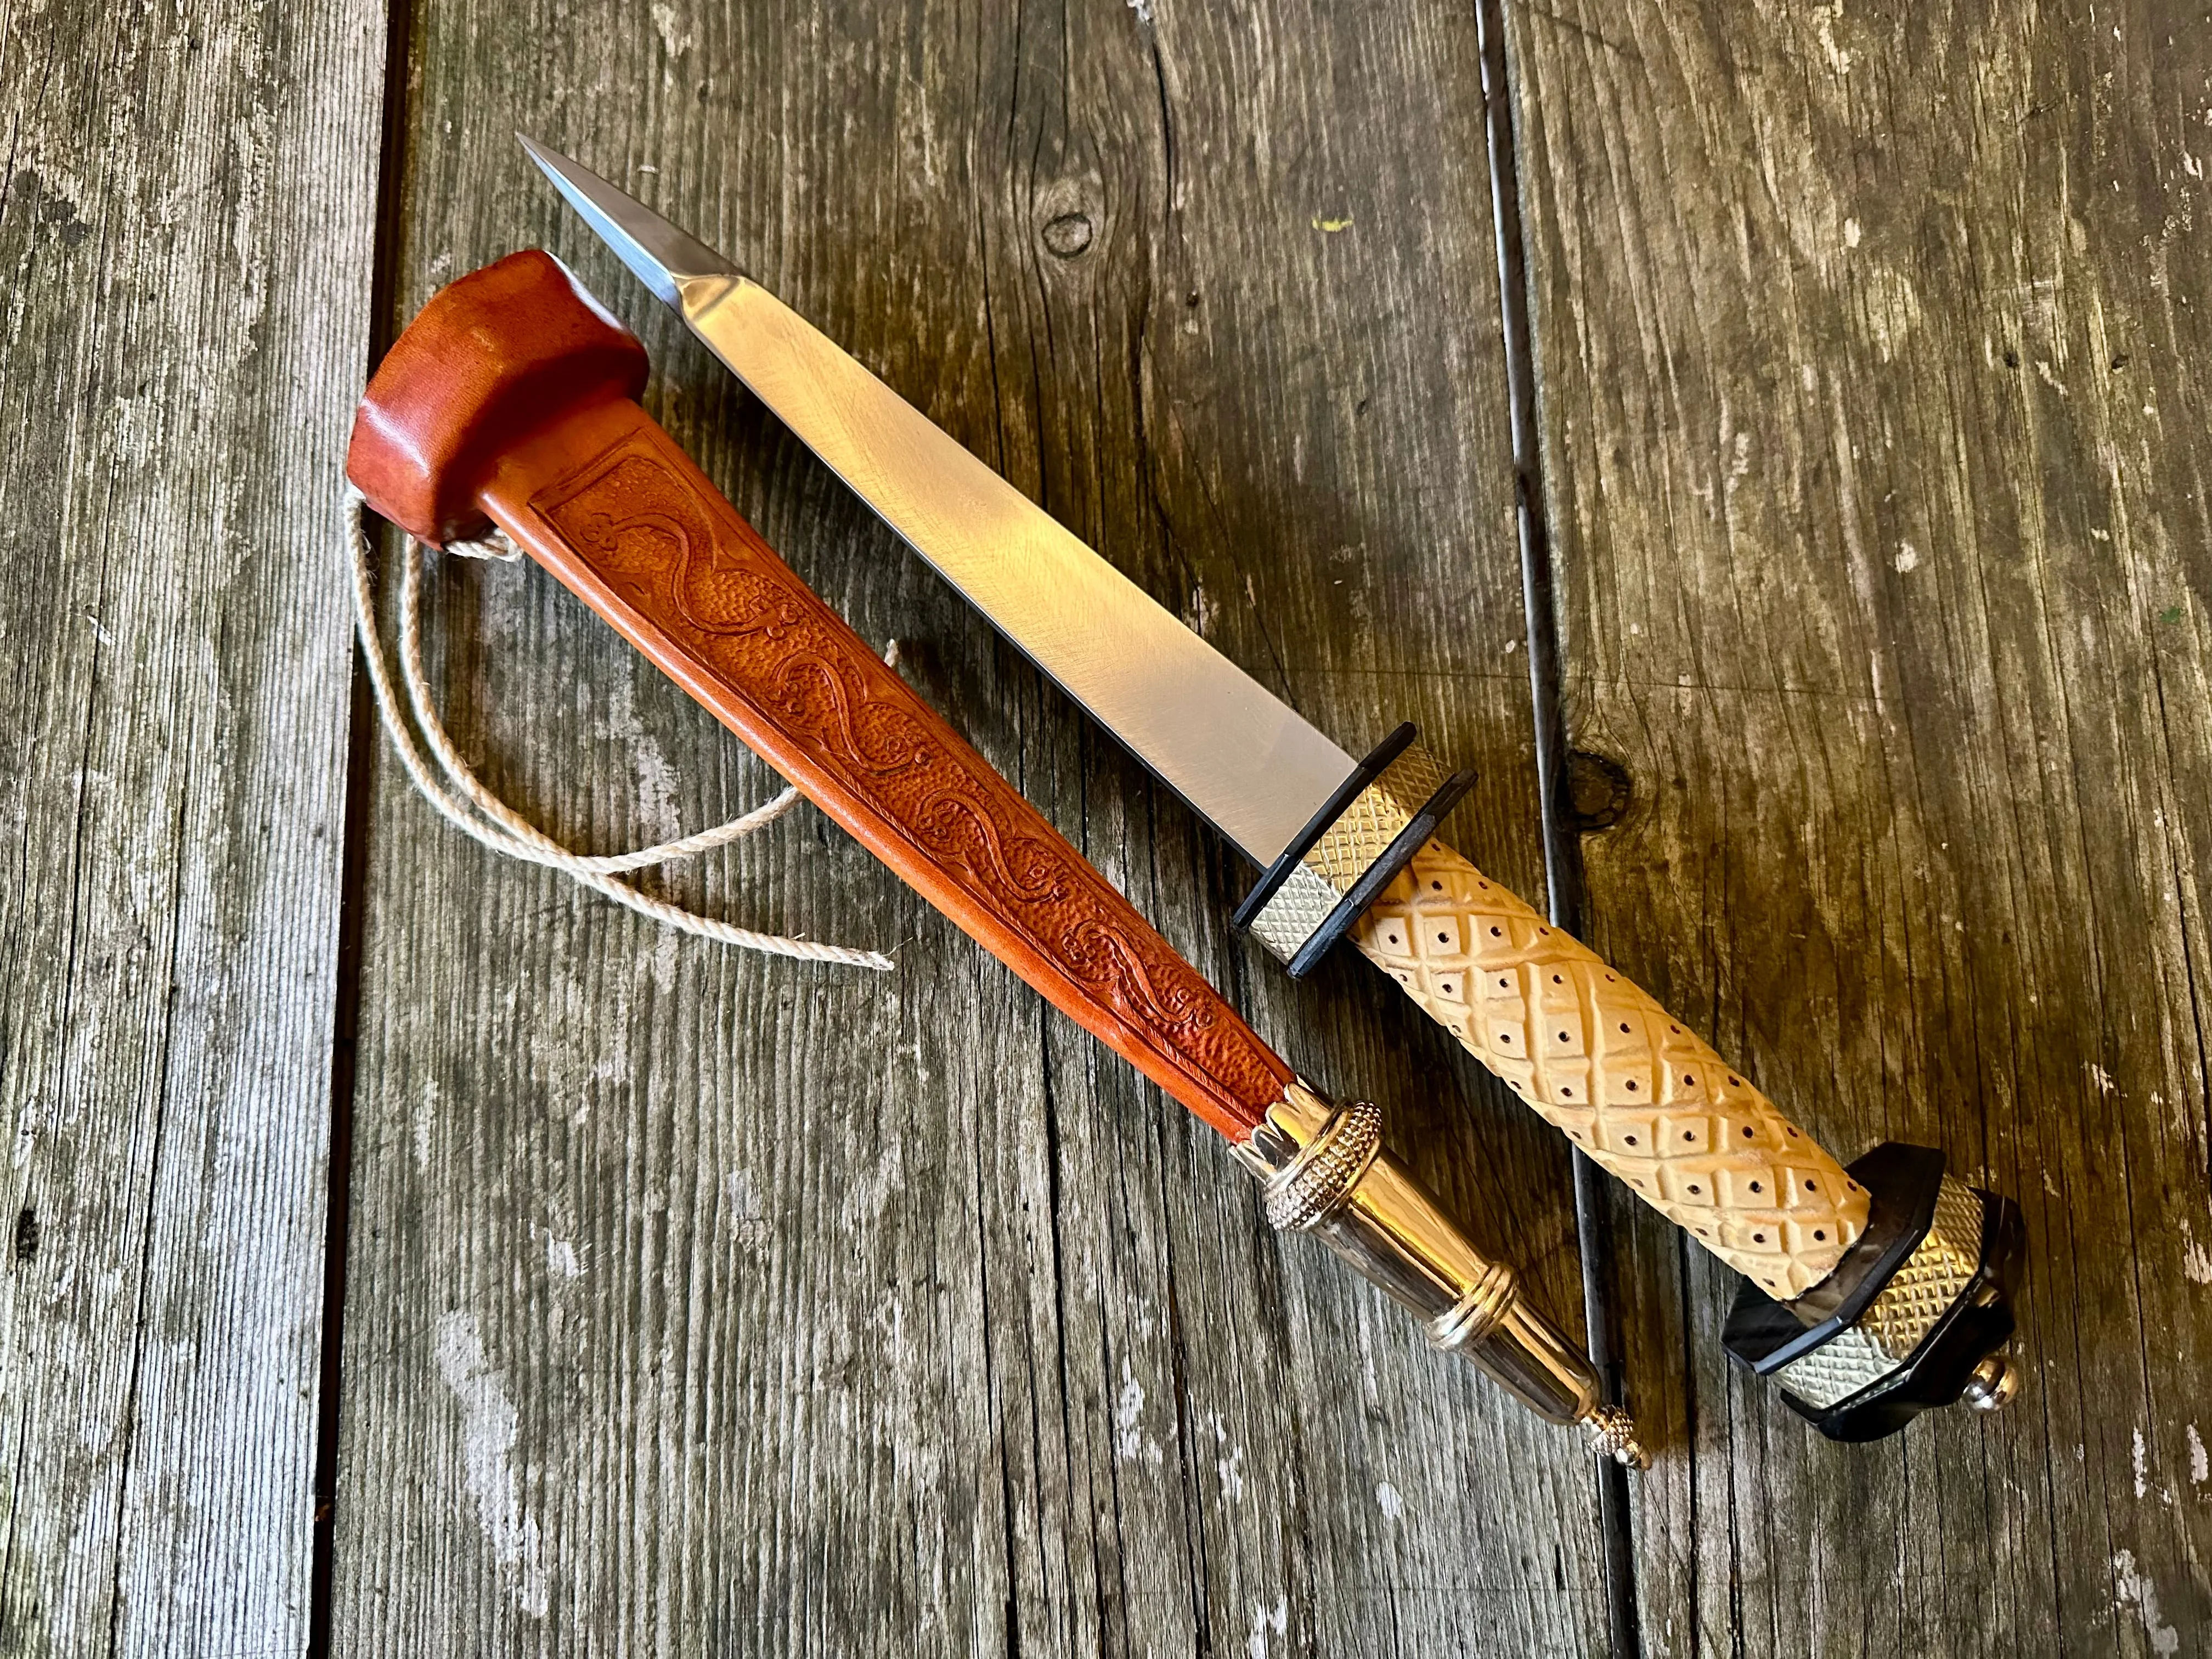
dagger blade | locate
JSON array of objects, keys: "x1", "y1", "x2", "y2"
[{"x1": 522, "y1": 136, "x2": 1357, "y2": 869}]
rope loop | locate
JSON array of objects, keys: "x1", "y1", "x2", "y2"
[{"x1": 346, "y1": 486, "x2": 894, "y2": 972}]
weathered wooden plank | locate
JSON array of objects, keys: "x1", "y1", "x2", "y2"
[
  {"x1": 331, "y1": 0, "x2": 1626, "y2": 1651},
  {"x1": 1506, "y1": 0, "x2": 2212, "y2": 1651},
  {"x1": 0, "y1": 0, "x2": 382, "y2": 1651}
]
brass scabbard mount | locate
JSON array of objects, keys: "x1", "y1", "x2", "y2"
[
  {"x1": 1721, "y1": 1143, "x2": 2026, "y2": 1440},
  {"x1": 1235, "y1": 1082, "x2": 1647, "y2": 1468}
]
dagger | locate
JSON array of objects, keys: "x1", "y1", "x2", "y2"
[
  {"x1": 522, "y1": 138, "x2": 2028, "y2": 1440},
  {"x1": 346, "y1": 248, "x2": 1646, "y2": 1465}
]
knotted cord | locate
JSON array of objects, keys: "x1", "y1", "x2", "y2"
[{"x1": 345, "y1": 485, "x2": 894, "y2": 970}]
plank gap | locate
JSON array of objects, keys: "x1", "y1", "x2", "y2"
[
  {"x1": 1472, "y1": 0, "x2": 1643, "y2": 1649},
  {"x1": 308, "y1": 0, "x2": 421, "y2": 1646}
]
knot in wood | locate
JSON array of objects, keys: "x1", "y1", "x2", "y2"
[{"x1": 1041, "y1": 212, "x2": 1094, "y2": 259}]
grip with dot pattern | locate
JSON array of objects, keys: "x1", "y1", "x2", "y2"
[{"x1": 1351, "y1": 838, "x2": 1868, "y2": 1298}]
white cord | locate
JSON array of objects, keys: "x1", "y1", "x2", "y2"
[{"x1": 346, "y1": 486, "x2": 894, "y2": 971}]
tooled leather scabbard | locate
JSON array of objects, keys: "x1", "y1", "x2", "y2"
[{"x1": 501, "y1": 398, "x2": 1294, "y2": 1139}]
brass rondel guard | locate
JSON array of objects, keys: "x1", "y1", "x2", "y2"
[{"x1": 1235, "y1": 1084, "x2": 1646, "y2": 1466}]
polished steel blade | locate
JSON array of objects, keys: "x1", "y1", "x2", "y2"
[
  {"x1": 519, "y1": 133, "x2": 740, "y2": 304},
  {"x1": 523, "y1": 138, "x2": 1357, "y2": 866}
]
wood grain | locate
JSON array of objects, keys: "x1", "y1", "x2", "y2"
[
  {"x1": 8, "y1": 0, "x2": 2202, "y2": 1647},
  {"x1": 0, "y1": 0, "x2": 381, "y2": 1650},
  {"x1": 331, "y1": 0, "x2": 1614, "y2": 1653},
  {"x1": 1506, "y1": 0, "x2": 2212, "y2": 1650}
]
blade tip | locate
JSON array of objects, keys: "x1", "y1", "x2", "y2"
[{"x1": 514, "y1": 136, "x2": 737, "y2": 308}]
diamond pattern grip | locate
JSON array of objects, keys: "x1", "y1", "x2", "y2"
[{"x1": 1351, "y1": 839, "x2": 1868, "y2": 1297}]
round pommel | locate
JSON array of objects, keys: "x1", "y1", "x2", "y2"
[
  {"x1": 346, "y1": 250, "x2": 648, "y2": 546},
  {"x1": 1720, "y1": 1142, "x2": 2026, "y2": 1440}
]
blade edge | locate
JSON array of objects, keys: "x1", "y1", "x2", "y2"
[
  {"x1": 684, "y1": 278, "x2": 1356, "y2": 867},
  {"x1": 520, "y1": 135, "x2": 739, "y2": 306}
]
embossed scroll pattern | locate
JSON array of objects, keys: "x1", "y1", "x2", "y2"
[{"x1": 529, "y1": 422, "x2": 1291, "y2": 1136}]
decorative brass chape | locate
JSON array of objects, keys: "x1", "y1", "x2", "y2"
[
  {"x1": 1258, "y1": 1097, "x2": 1384, "y2": 1231},
  {"x1": 1237, "y1": 1082, "x2": 1649, "y2": 1468}
]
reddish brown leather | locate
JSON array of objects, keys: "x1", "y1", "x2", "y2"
[
  {"x1": 347, "y1": 251, "x2": 648, "y2": 546},
  {"x1": 350, "y1": 255, "x2": 1291, "y2": 1138}
]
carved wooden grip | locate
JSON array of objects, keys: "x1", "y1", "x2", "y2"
[
  {"x1": 1351, "y1": 838, "x2": 1868, "y2": 1297},
  {"x1": 472, "y1": 395, "x2": 1293, "y2": 1138}
]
